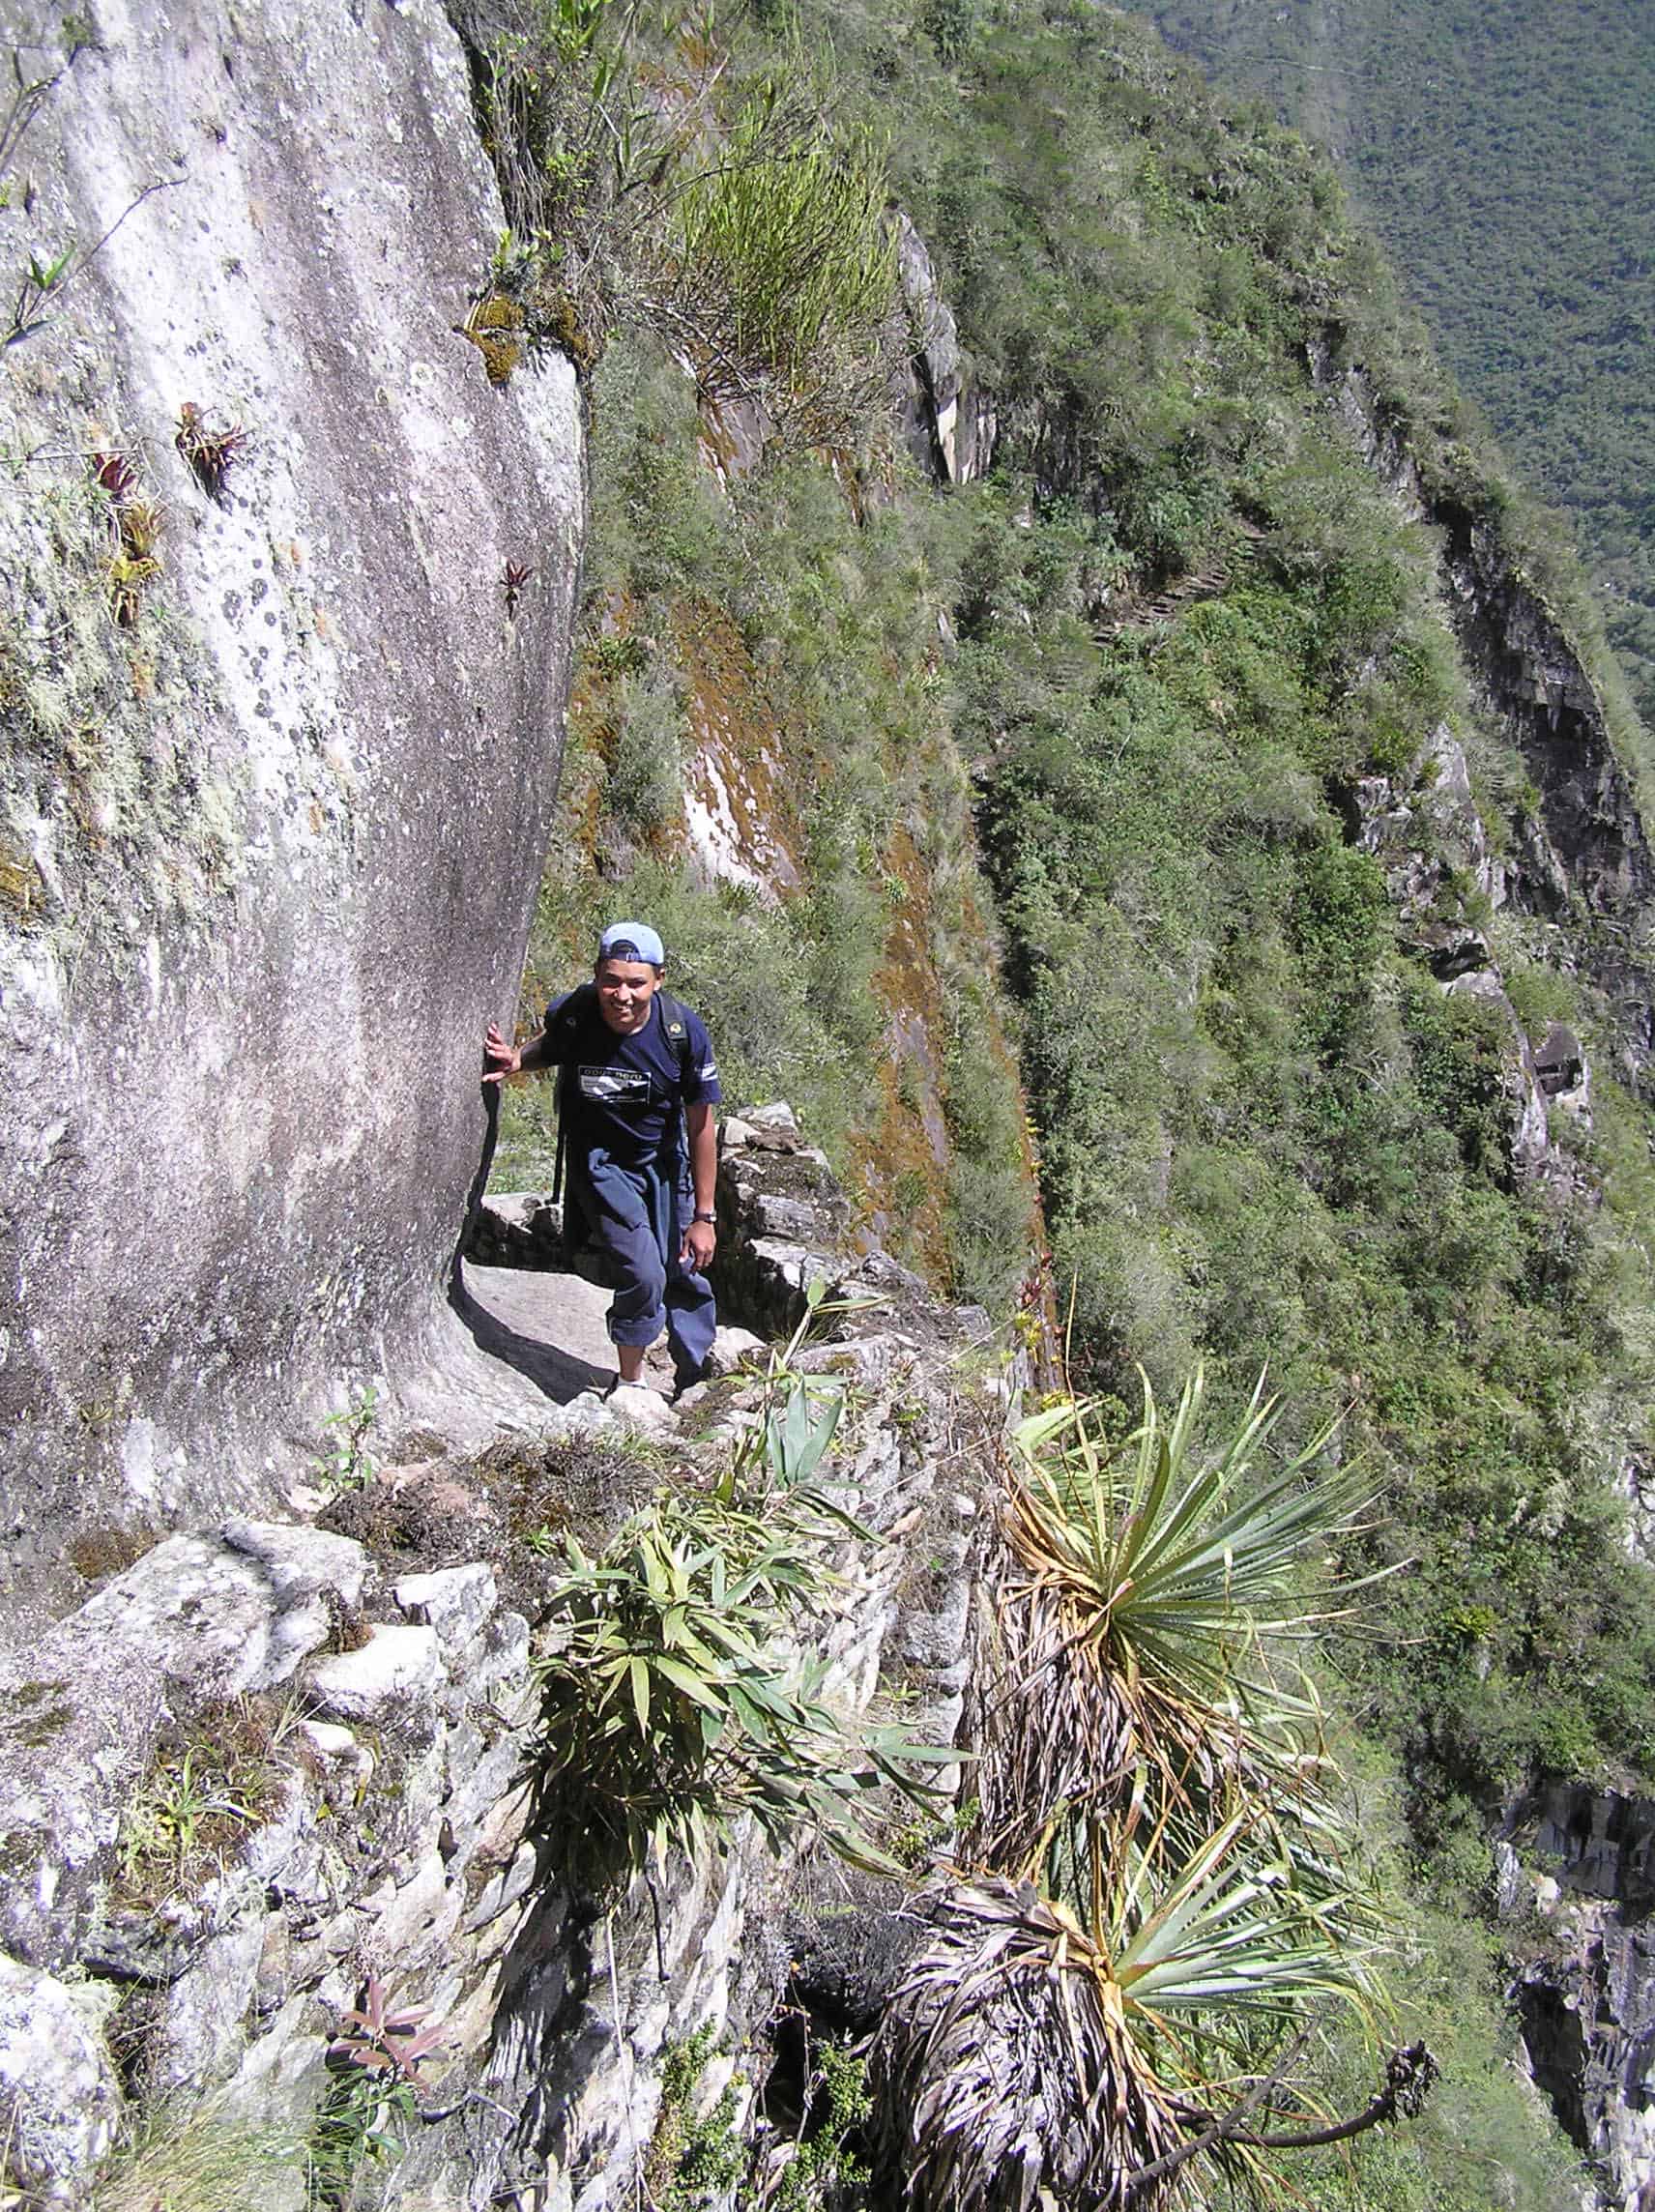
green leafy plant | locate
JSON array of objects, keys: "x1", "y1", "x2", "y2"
[
  {"x1": 529, "y1": 1293, "x2": 949, "y2": 1886},
  {"x1": 662, "y1": 92, "x2": 897, "y2": 446},
  {"x1": 119, "y1": 1745, "x2": 259, "y2": 1881},
  {"x1": 721, "y1": 1276, "x2": 877, "y2": 1499},
  {"x1": 461, "y1": 1, "x2": 897, "y2": 440},
  {"x1": 308, "y1": 1976, "x2": 448, "y2": 2209},
  {"x1": 769, "y1": 2033, "x2": 873, "y2": 2211},
  {"x1": 314, "y1": 1385, "x2": 380, "y2": 1492},
  {"x1": 529, "y1": 1484, "x2": 947, "y2": 1885},
  {"x1": 647, "y1": 2023, "x2": 747, "y2": 2209}
]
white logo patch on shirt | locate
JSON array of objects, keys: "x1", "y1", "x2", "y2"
[{"x1": 579, "y1": 1065, "x2": 651, "y2": 1102}]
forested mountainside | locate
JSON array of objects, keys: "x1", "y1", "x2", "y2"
[
  {"x1": 495, "y1": 0, "x2": 1655, "y2": 2199},
  {"x1": 1117, "y1": 0, "x2": 1655, "y2": 727}
]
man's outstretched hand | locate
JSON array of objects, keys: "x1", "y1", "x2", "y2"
[{"x1": 482, "y1": 1023, "x2": 521, "y2": 1085}]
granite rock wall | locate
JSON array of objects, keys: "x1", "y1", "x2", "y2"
[{"x1": 0, "y1": 0, "x2": 584, "y2": 1608}]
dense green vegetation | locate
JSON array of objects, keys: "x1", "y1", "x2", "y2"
[
  {"x1": 496, "y1": 0, "x2": 1655, "y2": 2197},
  {"x1": 735, "y1": 0, "x2": 1655, "y2": 1830},
  {"x1": 493, "y1": 335, "x2": 1036, "y2": 1308},
  {"x1": 1120, "y1": 0, "x2": 1655, "y2": 722}
]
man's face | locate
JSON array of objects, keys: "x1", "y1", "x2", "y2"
[{"x1": 594, "y1": 957, "x2": 660, "y2": 1034}]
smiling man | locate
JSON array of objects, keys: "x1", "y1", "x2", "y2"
[{"x1": 483, "y1": 921, "x2": 722, "y2": 1393}]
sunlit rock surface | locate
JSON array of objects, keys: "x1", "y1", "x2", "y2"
[{"x1": 0, "y1": 0, "x2": 584, "y2": 1603}]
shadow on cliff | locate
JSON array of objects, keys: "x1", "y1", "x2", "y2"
[{"x1": 444, "y1": 1083, "x2": 613, "y2": 1405}]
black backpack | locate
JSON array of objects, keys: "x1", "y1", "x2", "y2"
[{"x1": 548, "y1": 982, "x2": 697, "y2": 1206}]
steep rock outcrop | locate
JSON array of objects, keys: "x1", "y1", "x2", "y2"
[
  {"x1": 0, "y1": 0, "x2": 583, "y2": 1603},
  {"x1": 1438, "y1": 504, "x2": 1655, "y2": 930},
  {"x1": 1512, "y1": 1787, "x2": 1655, "y2": 2208},
  {"x1": 0, "y1": 1113, "x2": 1002, "y2": 2209},
  {"x1": 1315, "y1": 340, "x2": 1655, "y2": 1084},
  {"x1": 895, "y1": 215, "x2": 997, "y2": 488},
  {"x1": 1351, "y1": 726, "x2": 1584, "y2": 1188}
]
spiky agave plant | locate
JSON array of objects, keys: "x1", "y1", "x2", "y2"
[
  {"x1": 971, "y1": 1369, "x2": 1371, "y2": 1876},
  {"x1": 873, "y1": 1809, "x2": 1388, "y2": 2212}
]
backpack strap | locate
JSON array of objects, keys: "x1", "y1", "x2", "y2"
[
  {"x1": 654, "y1": 991, "x2": 696, "y2": 1087},
  {"x1": 654, "y1": 991, "x2": 696, "y2": 1167},
  {"x1": 548, "y1": 981, "x2": 598, "y2": 1207}
]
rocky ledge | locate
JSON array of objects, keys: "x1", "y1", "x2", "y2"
[{"x1": 0, "y1": 1109, "x2": 1012, "y2": 2209}]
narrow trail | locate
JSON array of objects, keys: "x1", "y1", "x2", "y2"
[
  {"x1": 454, "y1": 1259, "x2": 657, "y2": 1400},
  {"x1": 394, "y1": 1240, "x2": 692, "y2": 1453}
]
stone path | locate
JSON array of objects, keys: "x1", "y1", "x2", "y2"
[
  {"x1": 394, "y1": 1258, "x2": 680, "y2": 1450},
  {"x1": 458, "y1": 1261, "x2": 627, "y2": 1394}
]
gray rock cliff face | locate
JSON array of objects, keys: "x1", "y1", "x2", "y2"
[
  {"x1": 1315, "y1": 340, "x2": 1655, "y2": 1086},
  {"x1": 894, "y1": 214, "x2": 997, "y2": 488},
  {"x1": 0, "y1": 0, "x2": 584, "y2": 1601},
  {"x1": 1512, "y1": 1787, "x2": 1655, "y2": 2208}
]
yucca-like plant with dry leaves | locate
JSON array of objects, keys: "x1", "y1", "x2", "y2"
[
  {"x1": 873, "y1": 1807, "x2": 1391, "y2": 2212},
  {"x1": 871, "y1": 1370, "x2": 1414, "y2": 2212},
  {"x1": 970, "y1": 1370, "x2": 1370, "y2": 1877}
]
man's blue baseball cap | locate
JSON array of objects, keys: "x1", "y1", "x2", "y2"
[{"x1": 598, "y1": 920, "x2": 665, "y2": 968}]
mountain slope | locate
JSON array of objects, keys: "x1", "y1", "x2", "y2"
[
  {"x1": 1121, "y1": 0, "x2": 1655, "y2": 724},
  {"x1": 503, "y1": 2, "x2": 1655, "y2": 2197}
]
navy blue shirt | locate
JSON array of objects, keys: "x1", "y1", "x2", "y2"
[{"x1": 543, "y1": 988, "x2": 721, "y2": 1172}]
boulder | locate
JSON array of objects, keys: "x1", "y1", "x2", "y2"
[
  {"x1": 394, "y1": 1563, "x2": 500, "y2": 1655},
  {"x1": 307, "y1": 1625, "x2": 445, "y2": 1722},
  {"x1": 0, "y1": 1953, "x2": 123, "y2": 2202},
  {"x1": 706, "y1": 1325, "x2": 766, "y2": 1379},
  {"x1": 0, "y1": 1524, "x2": 366, "y2": 1964},
  {"x1": 156, "y1": 1911, "x2": 269, "y2": 2094}
]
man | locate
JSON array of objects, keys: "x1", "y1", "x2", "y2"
[{"x1": 483, "y1": 922, "x2": 721, "y2": 1394}]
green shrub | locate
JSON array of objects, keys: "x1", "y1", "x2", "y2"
[
  {"x1": 667, "y1": 94, "x2": 897, "y2": 444},
  {"x1": 605, "y1": 664, "x2": 686, "y2": 837},
  {"x1": 464, "y1": 6, "x2": 898, "y2": 439},
  {"x1": 528, "y1": 1346, "x2": 948, "y2": 1887}
]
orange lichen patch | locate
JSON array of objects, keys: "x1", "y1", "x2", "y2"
[
  {"x1": 851, "y1": 1051, "x2": 950, "y2": 1282},
  {"x1": 673, "y1": 600, "x2": 803, "y2": 897},
  {"x1": 843, "y1": 820, "x2": 954, "y2": 1280}
]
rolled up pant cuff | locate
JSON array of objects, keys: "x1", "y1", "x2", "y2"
[{"x1": 609, "y1": 1317, "x2": 664, "y2": 1348}]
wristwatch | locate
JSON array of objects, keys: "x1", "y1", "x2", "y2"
[{"x1": 693, "y1": 1210, "x2": 716, "y2": 1225}]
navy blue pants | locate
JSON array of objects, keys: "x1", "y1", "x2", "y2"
[{"x1": 567, "y1": 1148, "x2": 717, "y2": 1388}]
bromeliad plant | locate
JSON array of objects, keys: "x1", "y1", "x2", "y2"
[
  {"x1": 875, "y1": 1811, "x2": 1389, "y2": 2212},
  {"x1": 872, "y1": 1369, "x2": 1422, "y2": 2211},
  {"x1": 972, "y1": 1370, "x2": 1370, "y2": 1876}
]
